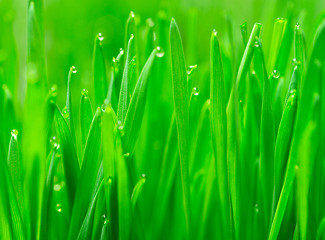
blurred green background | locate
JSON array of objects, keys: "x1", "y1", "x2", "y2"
[{"x1": 1, "y1": 0, "x2": 325, "y2": 108}]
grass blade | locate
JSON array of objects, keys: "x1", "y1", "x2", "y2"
[
  {"x1": 210, "y1": 30, "x2": 231, "y2": 238},
  {"x1": 80, "y1": 89, "x2": 93, "y2": 153},
  {"x1": 93, "y1": 33, "x2": 108, "y2": 107},
  {"x1": 169, "y1": 18, "x2": 192, "y2": 236},
  {"x1": 122, "y1": 48, "x2": 157, "y2": 154},
  {"x1": 54, "y1": 106, "x2": 80, "y2": 208},
  {"x1": 117, "y1": 35, "x2": 136, "y2": 123},
  {"x1": 68, "y1": 108, "x2": 102, "y2": 240}
]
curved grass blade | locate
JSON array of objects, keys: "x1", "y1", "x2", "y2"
[
  {"x1": 131, "y1": 175, "x2": 146, "y2": 213},
  {"x1": 256, "y1": 40, "x2": 275, "y2": 230},
  {"x1": 117, "y1": 35, "x2": 136, "y2": 123},
  {"x1": 80, "y1": 89, "x2": 93, "y2": 153},
  {"x1": 274, "y1": 68, "x2": 298, "y2": 206},
  {"x1": 76, "y1": 166, "x2": 104, "y2": 240},
  {"x1": 66, "y1": 66, "x2": 77, "y2": 143},
  {"x1": 93, "y1": 33, "x2": 108, "y2": 107},
  {"x1": 45, "y1": 86, "x2": 57, "y2": 155},
  {"x1": 68, "y1": 108, "x2": 102, "y2": 240},
  {"x1": 122, "y1": 48, "x2": 157, "y2": 154},
  {"x1": 210, "y1": 30, "x2": 231, "y2": 238},
  {"x1": 0, "y1": 146, "x2": 25, "y2": 239},
  {"x1": 116, "y1": 132, "x2": 131, "y2": 240},
  {"x1": 169, "y1": 18, "x2": 192, "y2": 236},
  {"x1": 7, "y1": 129, "x2": 23, "y2": 215},
  {"x1": 227, "y1": 23, "x2": 262, "y2": 239},
  {"x1": 54, "y1": 106, "x2": 80, "y2": 208},
  {"x1": 39, "y1": 145, "x2": 60, "y2": 239}
]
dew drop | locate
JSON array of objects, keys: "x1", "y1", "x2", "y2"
[
  {"x1": 254, "y1": 41, "x2": 260, "y2": 48},
  {"x1": 155, "y1": 46, "x2": 165, "y2": 58},
  {"x1": 123, "y1": 153, "x2": 130, "y2": 158},
  {"x1": 50, "y1": 136, "x2": 59, "y2": 149},
  {"x1": 62, "y1": 106, "x2": 69, "y2": 118},
  {"x1": 129, "y1": 11, "x2": 135, "y2": 18},
  {"x1": 192, "y1": 87, "x2": 200, "y2": 96},
  {"x1": 81, "y1": 89, "x2": 88, "y2": 97},
  {"x1": 101, "y1": 214, "x2": 108, "y2": 224},
  {"x1": 98, "y1": 33, "x2": 104, "y2": 41},
  {"x1": 141, "y1": 173, "x2": 146, "y2": 179},
  {"x1": 187, "y1": 64, "x2": 198, "y2": 76},
  {"x1": 119, "y1": 48, "x2": 124, "y2": 55},
  {"x1": 54, "y1": 184, "x2": 61, "y2": 192},
  {"x1": 71, "y1": 66, "x2": 77, "y2": 74},
  {"x1": 117, "y1": 122, "x2": 125, "y2": 136},
  {"x1": 272, "y1": 70, "x2": 280, "y2": 79},
  {"x1": 56, "y1": 204, "x2": 62, "y2": 213},
  {"x1": 254, "y1": 203, "x2": 259, "y2": 213},
  {"x1": 11, "y1": 129, "x2": 18, "y2": 138}
]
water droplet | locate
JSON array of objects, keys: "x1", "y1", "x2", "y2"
[
  {"x1": 192, "y1": 87, "x2": 200, "y2": 96},
  {"x1": 155, "y1": 46, "x2": 165, "y2": 58},
  {"x1": 50, "y1": 136, "x2": 60, "y2": 149},
  {"x1": 54, "y1": 184, "x2": 61, "y2": 191},
  {"x1": 254, "y1": 40, "x2": 260, "y2": 48},
  {"x1": 107, "y1": 176, "x2": 113, "y2": 184},
  {"x1": 295, "y1": 23, "x2": 300, "y2": 30},
  {"x1": 101, "y1": 214, "x2": 108, "y2": 224},
  {"x1": 272, "y1": 70, "x2": 280, "y2": 79},
  {"x1": 187, "y1": 64, "x2": 198, "y2": 76},
  {"x1": 119, "y1": 48, "x2": 124, "y2": 55},
  {"x1": 212, "y1": 29, "x2": 218, "y2": 36},
  {"x1": 129, "y1": 11, "x2": 135, "y2": 18},
  {"x1": 50, "y1": 85, "x2": 58, "y2": 96},
  {"x1": 71, "y1": 66, "x2": 77, "y2": 74},
  {"x1": 254, "y1": 204, "x2": 259, "y2": 213},
  {"x1": 11, "y1": 129, "x2": 18, "y2": 138},
  {"x1": 141, "y1": 173, "x2": 146, "y2": 179},
  {"x1": 62, "y1": 106, "x2": 69, "y2": 118},
  {"x1": 239, "y1": 99, "x2": 243, "y2": 104},
  {"x1": 117, "y1": 122, "x2": 125, "y2": 136},
  {"x1": 56, "y1": 204, "x2": 62, "y2": 213},
  {"x1": 123, "y1": 153, "x2": 130, "y2": 158},
  {"x1": 98, "y1": 33, "x2": 104, "y2": 41},
  {"x1": 101, "y1": 103, "x2": 108, "y2": 113},
  {"x1": 81, "y1": 89, "x2": 88, "y2": 97}
]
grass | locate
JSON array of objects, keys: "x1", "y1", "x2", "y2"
[{"x1": 1, "y1": 0, "x2": 325, "y2": 239}]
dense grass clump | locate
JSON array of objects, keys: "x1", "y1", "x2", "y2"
[{"x1": 1, "y1": 0, "x2": 325, "y2": 239}]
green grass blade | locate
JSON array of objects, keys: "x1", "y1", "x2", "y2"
[
  {"x1": 117, "y1": 35, "x2": 136, "y2": 123},
  {"x1": 131, "y1": 175, "x2": 146, "y2": 213},
  {"x1": 80, "y1": 89, "x2": 93, "y2": 153},
  {"x1": 54, "y1": 106, "x2": 80, "y2": 208},
  {"x1": 210, "y1": 30, "x2": 231, "y2": 238},
  {"x1": 274, "y1": 68, "x2": 298, "y2": 205},
  {"x1": 7, "y1": 129, "x2": 23, "y2": 216},
  {"x1": 44, "y1": 86, "x2": 57, "y2": 155},
  {"x1": 256, "y1": 40, "x2": 276, "y2": 230},
  {"x1": 169, "y1": 18, "x2": 192, "y2": 236},
  {"x1": 294, "y1": 24, "x2": 306, "y2": 95},
  {"x1": 116, "y1": 132, "x2": 131, "y2": 240},
  {"x1": 77, "y1": 167, "x2": 104, "y2": 240},
  {"x1": 68, "y1": 108, "x2": 102, "y2": 240},
  {"x1": 93, "y1": 33, "x2": 108, "y2": 107},
  {"x1": 1, "y1": 146, "x2": 25, "y2": 239},
  {"x1": 316, "y1": 218, "x2": 325, "y2": 240},
  {"x1": 122, "y1": 48, "x2": 157, "y2": 154},
  {"x1": 39, "y1": 145, "x2": 60, "y2": 239},
  {"x1": 66, "y1": 66, "x2": 77, "y2": 143}
]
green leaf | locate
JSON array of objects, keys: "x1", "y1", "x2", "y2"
[
  {"x1": 39, "y1": 145, "x2": 60, "y2": 239},
  {"x1": 68, "y1": 108, "x2": 102, "y2": 240},
  {"x1": 80, "y1": 89, "x2": 93, "y2": 154},
  {"x1": 131, "y1": 175, "x2": 146, "y2": 213},
  {"x1": 117, "y1": 35, "x2": 136, "y2": 123},
  {"x1": 93, "y1": 33, "x2": 108, "y2": 107},
  {"x1": 122, "y1": 48, "x2": 157, "y2": 154},
  {"x1": 66, "y1": 66, "x2": 77, "y2": 143},
  {"x1": 210, "y1": 30, "x2": 231, "y2": 237},
  {"x1": 77, "y1": 166, "x2": 104, "y2": 240},
  {"x1": 54, "y1": 106, "x2": 80, "y2": 208},
  {"x1": 116, "y1": 132, "x2": 131, "y2": 240},
  {"x1": 7, "y1": 129, "x2": 23, "y2": 216},
  {"x1": 169, "y1": 18, "x2": 192, "y2": 235}
]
